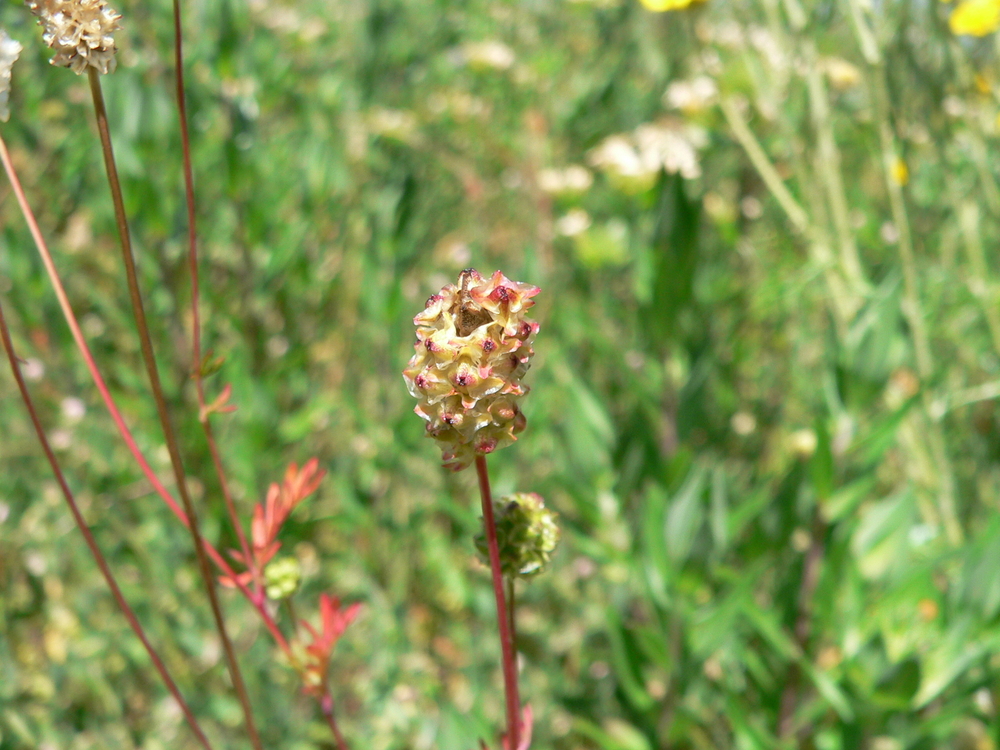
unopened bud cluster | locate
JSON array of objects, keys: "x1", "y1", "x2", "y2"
[
  {"x1": 403, "y1": 269, "x2": 539, "y2": 471},
  {"x1": 475, "y1": 493, "x2": 560, "y2": 578},
  {"x1": 263, "y1": 556, "x2": 302, "y2": 600},
  {"x1": 26, "y1": 0, "x2": 122, "y2": 75}
]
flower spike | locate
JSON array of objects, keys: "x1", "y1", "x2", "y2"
[{"x1": 404, "y1": 269, "x2": 540, "y2": 471}]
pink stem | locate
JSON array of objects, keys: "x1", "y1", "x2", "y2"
[
  {"x1": 321, "y1": 690, "x2": 349, "y2": 750},
  {"x1": 0, "y1": 300, "x2": 215, "y2": 750},
  {"x1": 171, "y1": 0, "x2": 253, "y2": 579},
  {"x1": 475, "y1": 455, "x2": 521, "y2": 749},
  {"x1": 0, "y1": 134, "x2": 291, "y2": 658}
]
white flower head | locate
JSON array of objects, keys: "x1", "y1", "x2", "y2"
[
  {"x1": 663, "y1": 75, "x2": 718, "y2": 113},
  {"x1": 590, "y1": 119, "x2": 706, "y2": 189},
  {"x1": 0, "y1": 30, "x2": 22, "y2": 122},
  {"x1": 26, "y1": 0, "x2": 122, "y2": 75}
]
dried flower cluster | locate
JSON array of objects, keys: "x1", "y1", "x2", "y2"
[
  {"x1": 25, "y1": 0, "x2": 122, "y2": 75},
  {"x1": 403, "y1": 269, "x2": 540, "y2": 471},
  {"x1": 475, "y1": 493, "x2": 560, "y2": 578},
  {"x1": 0, "y1": 30, "x2": 20, "y2": 122}
]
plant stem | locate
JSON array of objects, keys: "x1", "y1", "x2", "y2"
[
  {"x1": 777, "y1": 514, "x2": 825, "y2": 741},
  {"x1": 0, "y1": 300, "x2": 214, "y2": 750},
  {"x1": 475, "y1": 455, "x2": 521, "y2": 750},
  {"x1": 719, "y1": 96, "x2": 810, "y2": 234},
  {"x1": 506, "y1": 577, "x2": 516, "y2": 652},
  {"x1": 0, "y1": 133, "x2": 292, "y2": 659},
  {"x1": 171, "y1": 0, "x2": 253, "y2": 580},
  {"x1": 846, "y1": 2, "x2": 963, "y2": 545},
  {"x1": 321, "y1": 690, "x2": 349, "y2": 750},
  {"x1": 87, "y1": 69, "x2": 263, "y2": 750}
]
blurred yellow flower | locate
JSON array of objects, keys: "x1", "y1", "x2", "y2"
[
  {"x1": 639, "y1": 0, "x2": 706, "y2": 11},
  {"x1": 949, "y1": 0, "x2": 1000, "y2": 36},
  {"x1": 892, "y1": 158, "x2": 909, "y2": 186}
]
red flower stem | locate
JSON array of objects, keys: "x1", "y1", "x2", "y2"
[
  {"x1": 506, "y1": 577, "x2": 516, "y2": 651},
  {"x1": 475, "y1": 455, "x2": 521, "y2": 749},
  {"x1": 321, "y1": 690, "x2": 349, "y2": 750},
  {"x1": 0, "y1": 134, "x2": 291, "y2": 659},
  {"x1": 0, "y1": 302, "x2": 214, "y2": 750},
  {"x1": 86, "y1": 69, "x2": 263, "y2": 750},
  {"x1": 171, "y1": 0, "x2": 253, "y2": 583}
]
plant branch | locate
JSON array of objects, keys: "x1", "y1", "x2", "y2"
[
  {"x1": 0, "y1": 298, "x2": 214, "y2": 750},
  {"x1": 777, "y1": 515, "x2": 825, "y2": 740},
  {"x1": 846, "y1": 1, "x2": 963, "y2": 546},
  {"x1": 321, "y1": 690, "x2": 349, "y2": 750},
  {"x1": 171, "y1": 0, "x2": 253, "y2": 576},
  {"x1": 0, "y1": 130, "x2": 292, "y2": 659},
  {"x1": 86, "y1": 69, "x2": 263, "y2": 750},
  {"x1": 475, "y1": 456, "x2": 522, "y2": 749}
]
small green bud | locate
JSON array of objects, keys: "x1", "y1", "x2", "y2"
[
  {"x1": 475, "y1": 493, "x2": 560, "y2": 579},
  {"x1": 263, "y1": 556, "x2": 302, "y2": 600}
]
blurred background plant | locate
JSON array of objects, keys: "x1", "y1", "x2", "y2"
[{"x1": 3, "y1": 0, "x2": 1000, "y2": 747}]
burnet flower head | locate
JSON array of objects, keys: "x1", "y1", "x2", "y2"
[
  {"x1": 404, "y1": 269, "x2": 540, "y2": 471},
  {"x1": 0, "y1": 30, "x2": 21, "y2": 122},
  {"x1": 26, "y1": 0, "x2": 122, "y2": 75}
]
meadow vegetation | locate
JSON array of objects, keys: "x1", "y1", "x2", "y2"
[{"x1": 3, "y1": 0, "x2": 1000, "y2": 748}]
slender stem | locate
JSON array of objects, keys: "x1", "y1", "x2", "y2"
[
  {"x1": 719, "y1": 97, "x2": 811, "y2": 235},
  {"x1": 475, "y1": 456, "x2": 521, "y2": 749},
  {"x1": 845, "y1": 4, "x2": 963, "y2": 546},
  {"x1": 777, "y1": 515, "x2": 825, "y2": 740},
  {"x1": 171, "y1": 0, "x2": 253, "y2": 575},
  {"x1": 506, "y1": 577, "x2": 516, "y2": 652},
  {"x1": 0, "y1": 301, "x2": 214, "y2": 750},
  {"x1": 321, "y1": 691, "x2": 349, "y2": 750},
  {"x1": 86, "y1": 69, "x2": 264, "y2": 750},
  {"x1": 0, "y1": 133, "x2": 292, "y2": 658}
]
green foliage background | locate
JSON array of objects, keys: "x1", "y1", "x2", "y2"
[{"x1": 3, "y1": 0, "x2": 1000, "y2": 747}]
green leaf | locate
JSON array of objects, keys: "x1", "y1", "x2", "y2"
[
  {"x1": 851, "y1": 490, "x2": 916, "y2": 579},
  {"x1": 605, "y1": 607, "x2": 655, "y2": 712},
  {"x1": 665, "y1": 464, "x2": 707, "y2": 563}
]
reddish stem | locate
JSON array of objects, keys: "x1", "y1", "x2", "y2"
[
  {"x1": 85, "y1": 69, "x2": 263, "y2": 750},
  {"x1": 475, "y1": 455, "x2": 521, "y2": 749},
  {"x1": 321, "y1": 690, "x2": 349, "y2": 750},
  {"x1": 0, "y1": 302, "x2": 214, "y2": 750},
  {"x1": 0, "y1": 134, "x2": 291, "y2": 658},
  {"x1": 171, "y1": 0, "x2": 253, "y2": 580}
]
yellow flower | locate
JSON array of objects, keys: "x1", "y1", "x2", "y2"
[
  {"x1": 639, "y1": 0, "x2": 706, "y2": 12},
  {"x1": 949, "y1": 0, "x2": 1000, "y2": 36},
  {"x1": 892, "y1": 157, "x2": 909, "y2": 187}
]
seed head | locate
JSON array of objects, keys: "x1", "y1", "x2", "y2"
[
  {"x1": 403, "y1": 269, "x2": 540, "y2": 471},
  {"x1": 474, "y1": 493, "x2": 560, "y2": 578},
  {"x1": 26, "y1": 0, "x2": 122, "y2": 75},
  {"x1": 0, "y1": 30, "x2": 21, "y2": 122}
]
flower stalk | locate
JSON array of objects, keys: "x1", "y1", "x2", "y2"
[
  {"x1": 169, "y1": 0, "x2": 254, "y2": 575},
  {"x1": 476, "y1": 456, "x2": 522, "y2": 750},
  {"x1": 86, "y1": 67, "x2": 263, "y2": 750},
  {"x1": 0, "y1": 296, "x2": 214, "y2": 750}
]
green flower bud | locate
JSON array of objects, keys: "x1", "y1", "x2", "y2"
[
  {"x1": 475, "y1": 493, "x2": 560, "y2": 579},
  {"x1": 264, "y1": 556, "x2": 302, "y2": 600}
]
